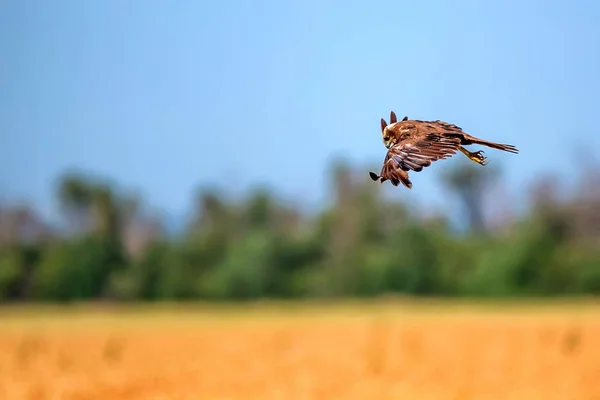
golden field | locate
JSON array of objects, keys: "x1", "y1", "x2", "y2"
[{"x1": 1, "y1": 299, "x2": 600, "y2": 400}]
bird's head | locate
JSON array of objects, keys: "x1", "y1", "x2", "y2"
[
  {"x1": 381, "y1": 125, "x2": 395, "y2": 149},
  {"x1": 380, "y1": 114, "x2": 395, "y2": 149},
  {"x1": 380, "y1": 111, "x2": 408, "y2": 148}
]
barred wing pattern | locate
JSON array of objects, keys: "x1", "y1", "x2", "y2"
[
  {"x1": 369, "y1": 134, "x2": 462, "y2": 189},
  {"x1": 384, "y1": 134, "x2": 462, "y2": 172}
]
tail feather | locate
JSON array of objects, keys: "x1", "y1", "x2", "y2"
[{"x1": 470, "y1": 138, "x2": 519, "y2": 154}]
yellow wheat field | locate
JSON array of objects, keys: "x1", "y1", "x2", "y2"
[{"x1": 1, "y1": 299, "x2": 600, "y2": 400}]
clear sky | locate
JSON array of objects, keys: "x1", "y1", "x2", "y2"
[{"x1": 2, "y1": 0, "x2": 600, "y2": 225}]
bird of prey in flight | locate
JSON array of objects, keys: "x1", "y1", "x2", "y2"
[{"x1": 369, "y1": 111, "x2": 518, "y2": 189}]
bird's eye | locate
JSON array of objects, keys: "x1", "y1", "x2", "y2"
[{"x1": 383, "y1": 136, "x2": 389, "y2": 141}]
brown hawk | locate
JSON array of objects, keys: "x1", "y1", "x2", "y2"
[{"x1": 369, "y1": 111, "x2": 519, "y2": 189}]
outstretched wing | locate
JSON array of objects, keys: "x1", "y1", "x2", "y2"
[
  {"x1": 385, "y1": 133, "x2": 462, "y2": 172},
  {"x1": 369, "y1": 162, "x2": 413, "y2": 188}
]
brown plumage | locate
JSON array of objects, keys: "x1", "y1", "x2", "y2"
[{"x1": 369, "y1": 111, "x2": 519, "y2": 189}]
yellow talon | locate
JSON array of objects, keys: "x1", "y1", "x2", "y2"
[{"x1": 460, "y1": 147, "x2": 488, "y2": 166}]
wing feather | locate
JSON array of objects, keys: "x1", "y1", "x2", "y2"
[
  {"x1": 369, "y1": 129, "x2": 463, "y2": 189},
  {"x1": 384, "y1": 134, "x2": 462, "y2": 173}
]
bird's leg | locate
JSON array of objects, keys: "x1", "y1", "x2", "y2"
[{"x1": 459, "y1": 146, "x2": 488, "y2": 166}]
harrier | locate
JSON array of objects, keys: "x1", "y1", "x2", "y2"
[{"x1": 369, "y1": 111, "x2": 518, "y2": 189}]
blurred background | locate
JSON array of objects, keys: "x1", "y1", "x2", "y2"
[
  {"x1": 1, "y1": 1, "x2": 600, "y2": 399},
  {"x1": 1, "y1": 0, "x2": 600, "y2": 302}
]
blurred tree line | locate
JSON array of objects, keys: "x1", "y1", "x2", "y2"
[{"x1": 1, "y1": 159, "x2": 599, "y2": 302}]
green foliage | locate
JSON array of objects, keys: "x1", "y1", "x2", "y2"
[
  {"x1": 2, "y1": 162, "x2": 600, "y2": 302},
  {"x1": 0, "y1": 245, "x2": 42, "y2": 300},
  {"x1": 34, "y1": 237, "x2": 126, "y2": 301},
  {"x1": 0, "y1": 250, "x2": 24, "y2": 300}
]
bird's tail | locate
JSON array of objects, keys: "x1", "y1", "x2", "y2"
[{"x1": 469, "y1": 138, "x2": 519, "y2": 154}]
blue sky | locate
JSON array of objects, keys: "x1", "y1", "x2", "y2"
[{"x1": 2, "y1": 0, "x2": 600, "y2": 225}]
